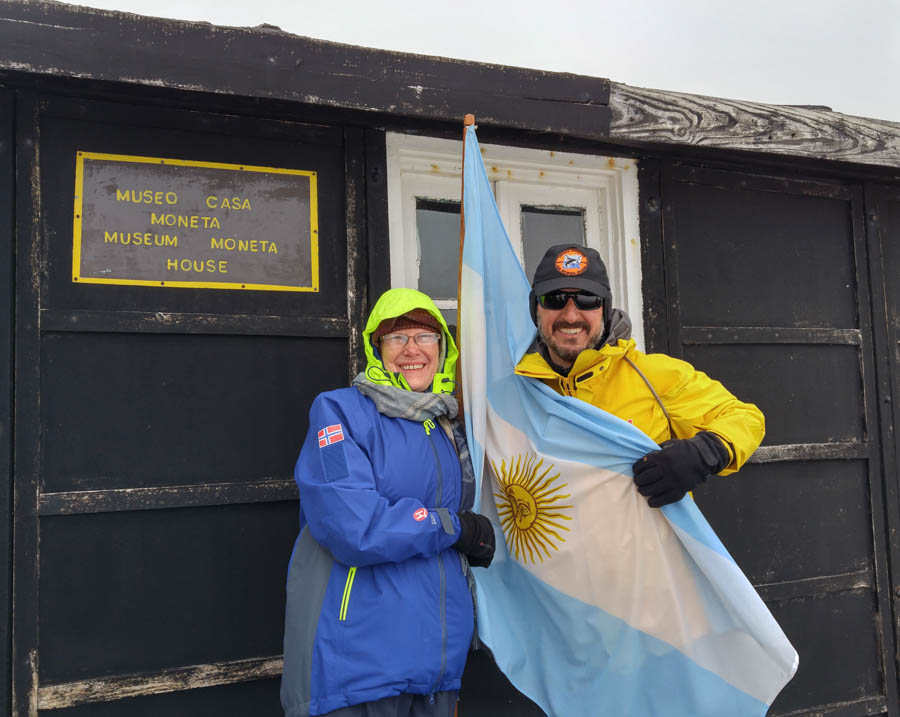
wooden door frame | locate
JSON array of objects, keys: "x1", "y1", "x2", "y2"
[
  {"x1": 865, "y1": 182, "x2": 900, "y2": 706},
  {"x1": 12, "y1": 89, "x2": 40, "y2": 717},
  {"x1": 0, "y1": 85, "x2": 15, "y2": 717},
  {"x1": 648, "y1": 161, "x2": 899, "y2": 716}
]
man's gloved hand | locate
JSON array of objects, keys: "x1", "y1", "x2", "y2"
[
  {"x1": 454, "y1": 512, "x2": 495, "y2": 568},
  {"x1": 632, "y1": 431, "x2": 730, "y2": 508}
]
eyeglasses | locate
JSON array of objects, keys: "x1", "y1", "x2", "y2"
[
  {"x1": 538, "y1": 291, "x2": 604, "y2": 311},
  {"x1": 379, "y1": 332, "x2": 441, "y2": 348}
]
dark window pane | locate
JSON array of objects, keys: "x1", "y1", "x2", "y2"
[
  {"x1": 439, "y1": 309, "x2": 456, "y2": 331},
  {"x1": 521, "y1": 206, "x2": 586, "y2": 281},
  {"x1": 416, "y1": 199, "x2": 460, "y2": 299}
]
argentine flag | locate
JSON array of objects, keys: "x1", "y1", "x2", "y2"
[{"x1": 459, "y1": 126, "x2": 798, "y2": 717}]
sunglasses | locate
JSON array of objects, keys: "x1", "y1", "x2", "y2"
[
  {"x1": 380, "y1": 332, "x2": 441, "y2": 348},
  {"x1": 538, "y1": 291, "x2": 604, "y2": 311}
]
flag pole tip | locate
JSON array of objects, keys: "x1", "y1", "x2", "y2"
[{"x1": 464, "y1": 114, "x2": 475, "y2": 126}]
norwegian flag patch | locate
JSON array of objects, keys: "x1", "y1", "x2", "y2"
[{"x1": 318, "y1": 424, "x2": 345, "y2": 447}]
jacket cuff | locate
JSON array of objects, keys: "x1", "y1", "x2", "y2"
[
  {"x1": 693, "y1": 431, "x2": 732, "y2": 474},
  {"x1": 434, "y1": 507, "x2": 456, "y2": 535}
]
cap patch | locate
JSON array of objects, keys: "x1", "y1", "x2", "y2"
[
  {"x1": 555, "y1": 249, "x2": 589, "y2": 276},
  {"x1": 318, "y1": 424, "x2": 345, "y2": 447}
]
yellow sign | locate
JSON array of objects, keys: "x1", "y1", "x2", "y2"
[{"x1": 73, "y1": 152, "x2": 319, "y2": 292}]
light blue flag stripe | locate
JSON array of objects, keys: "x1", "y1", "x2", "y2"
[
  {"x1": 460, "y1": 126, "x2": 797, "y2": 717},
  {"x1": 475, "y1": 556, "x2": 770, "y2": 717}
]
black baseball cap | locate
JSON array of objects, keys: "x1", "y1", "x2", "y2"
[{"x1": 531, "y1": 244, "x2": 611, "y2": 299}]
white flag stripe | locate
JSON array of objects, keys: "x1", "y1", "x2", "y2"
[{"x1": 459, "y1": 262, "x2": 487, "y2": 510}]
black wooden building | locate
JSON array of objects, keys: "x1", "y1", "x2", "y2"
[{"x1": 1, "y1": 2, "x2": 900, "y2": 715}]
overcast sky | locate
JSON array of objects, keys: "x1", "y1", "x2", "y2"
[{"x1": 66, "y1": 0, "x2": 900, "y2": 122}]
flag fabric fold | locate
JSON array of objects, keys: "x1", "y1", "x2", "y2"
[{"x1": 459, "y1": 126, "x2": 798, "y2": 717}]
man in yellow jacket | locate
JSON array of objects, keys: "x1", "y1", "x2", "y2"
[{"x1": 516, "y1": 244, "x2": 765, "y2": 507}]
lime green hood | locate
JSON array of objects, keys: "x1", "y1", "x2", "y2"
[{"x1": 362, "y1": 288, "x2": 458, "y2": 395}]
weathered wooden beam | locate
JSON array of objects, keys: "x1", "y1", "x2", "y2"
[
  {"x1": 754, "y1": 568, "x2": 872, "y2": 603},
  {"x1": 773, "y1": 695, "x2": 887, "y2": 717},
  {"x1": 38, "y1": 478, "x2": 297, "y2": 515},
  {"x1": 610, "y1": 83, "x2": 900, "y2": 169},
  {"x1": 37, "y1": 655, "x2": 282, "y2": 709},
  {"x1": 0, "y1": 0, "x2": 609, "y2": 136},
  {"x1": 681, "y1": 326, "x2": 862, "y2": 345},
  {"x1": 748, "y1": 442, "x2": 869, "y2": 463},
  {"x1": 39, "y1": 309, "x2": 349, "y2": 337},
  {"x1": 0, "y1": 86, "x2": 12, "y2": 717},
  {"x1": 344, "y1": 127, "x2": 367, "y2": 380}
]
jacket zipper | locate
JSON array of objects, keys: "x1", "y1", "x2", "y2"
[
  {"x1": 426, "y1": 431, "x2": 448, "y2": 694},
  {"x1": 339, "y1": 566, "x2": 357, "y2": 621}
]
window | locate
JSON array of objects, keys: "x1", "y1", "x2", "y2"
[{"x1": 386, "y1": 133, "x2": 643, "y2": 347}]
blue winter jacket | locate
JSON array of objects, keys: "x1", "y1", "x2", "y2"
[{"x1": 281, "y1": 290, "x2": 475, "y2": 717}]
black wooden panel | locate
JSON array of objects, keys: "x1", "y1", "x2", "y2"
[
  {"x1": 683, "y1": 344, "x2": 865, "y2": 446},
  {"x1": 767, "y1": 590, "x2": 882, "y2": 714},
  {"x1": 38, "y1": 502, "x2": 297, "y2": 683},
  {"x1": 0, "y1": 3, "x2": 611, "y2": 139},
  {"x1": 364, "y1": 128, "x2": 390, "y2": 312},
  {"x1": 881, "y1": 193, "x2": 900, "y2": 463},
  {"x1": 41, "y1": 333, "x2": 346, "y2": 492},
  {"x1": 39, "y1": 97, "x2": 347, "y2": 318},
  {"x1": 873, "y1": 189, "x2": 900, "y2": 702},
  {"x1": 693, "y1": 461, "x2": 872, "y2": 585},
  {"x1": 52, "y1": 677, "x2": 281, "y2": 716},
  {"x1": 460, "y1": 650, "x2": 544, "y2": 717},
  {"x1": 638, "y1": 159, "x2": 667, "y2": 353},
  {"x1": 0, "y1": 86, "x2": 13, "y2": 717},
  {"x1": 665, "y1": 175, "x2": 857, "y2": 329}
]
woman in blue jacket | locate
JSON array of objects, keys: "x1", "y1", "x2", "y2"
[{"x1": 281, "y1": 288, "x2": 495, "y2": 717}]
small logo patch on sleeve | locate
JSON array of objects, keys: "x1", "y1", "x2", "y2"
[
  {"x1": 413, "y1": 508, "x2": 429, "y2": 522},
  {"x1": 318, "y1": 424, "x2": 345, "y2": 447}
]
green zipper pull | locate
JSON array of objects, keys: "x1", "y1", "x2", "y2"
[{"x1": 423, "y1": 419, "x2": 435, "y2": 435}]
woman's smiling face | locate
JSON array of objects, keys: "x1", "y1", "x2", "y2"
[{"x1": 379, "y1": 328, "x2": 441, "y2": 392}]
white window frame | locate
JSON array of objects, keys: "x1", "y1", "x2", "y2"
[
  {"x1": 496, "y1": 184, "x2": 603, "y2": 269},
  {"x1": 390, "y1": 170, "x2": 462, "y2": 314},
  {"x1": 385, "y1": 133, "x2": 643, "y2": 348}
]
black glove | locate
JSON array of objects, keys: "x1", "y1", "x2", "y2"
[
  {"x1": 632, "y1": 432, "x2": 730, "y2": 508},
  {"x1": 454, "y1": 512, "x2": 495, "y2": 568}
]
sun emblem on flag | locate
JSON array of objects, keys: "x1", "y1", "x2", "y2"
[{"x1": 491, "y1": 453, "x2": 573, "y2": 564}]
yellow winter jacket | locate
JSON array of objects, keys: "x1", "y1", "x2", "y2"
[{"x1": 515, "y1": 337, "x2": 765, "y2": 475}]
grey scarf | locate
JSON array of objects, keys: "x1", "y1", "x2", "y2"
[{"x1": 352, "y1": 373, "x2": 459, "y2": 421}]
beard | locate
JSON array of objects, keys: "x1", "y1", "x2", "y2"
[{"x1": 538, "y1": 319, "x2": 606, "y2": 365}]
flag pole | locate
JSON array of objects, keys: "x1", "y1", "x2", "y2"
[{"x1": 456, "y1": 114, "x2": 475, "y2": 408}]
